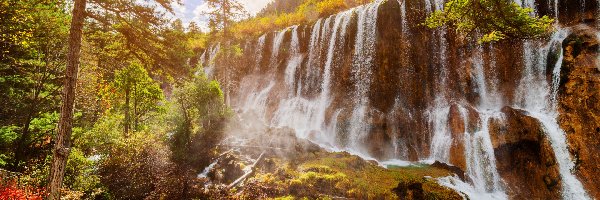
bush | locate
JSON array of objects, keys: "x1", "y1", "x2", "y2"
[{"x1": 98, "y1": 131, "x2": 174, "y2": 199}]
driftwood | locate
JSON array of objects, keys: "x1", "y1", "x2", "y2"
[
  {"x1": 219, "y1": 144, "x2": 287, "y2": 150},
  {"x1": 226, "y1": 151, "x2": 265, "y2": 189}
]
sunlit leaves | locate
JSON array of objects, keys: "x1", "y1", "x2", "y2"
[
  {"x1": 425, "y1": 0, "x2": 554, "y2": 43},
  {"x1": 111, "y1": 62, "x2": 165, "y2": 131},
  {"x1": 229, "y1": 0, "x2": 373, "y2": 40}
]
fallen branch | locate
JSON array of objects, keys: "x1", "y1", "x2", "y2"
[
  {"x1": 226, "y1": 151, "x2": 265, "y2": 190},
  {"x1": 218, "y1": 144, "x2": 287, "y2": 150}
]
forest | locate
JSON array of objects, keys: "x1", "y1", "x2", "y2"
[{"x1": 1, "y1": 0, "x2": 598, "y2": 199}]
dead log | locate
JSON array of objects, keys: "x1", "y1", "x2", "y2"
[{"x1": 226, "y1": 151, "x2": 265, "y2": 189}]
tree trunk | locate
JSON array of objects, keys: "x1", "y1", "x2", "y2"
[
  {"x1": 124, "y1": 86, "x2": 130, "y2": 135},
  {"x1": 133, "y1": 85, "x2": 138, "y2": 131},
  {"x1": 12, "y1": 113, "x2": 33, "y2": 171},
  {"x1": 48, "y1": 0, "x2": 86, "y2": 199}
]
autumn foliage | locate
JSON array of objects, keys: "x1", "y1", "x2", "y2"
[{"x1": 0, "y1": 179, "x2": 45, "y2": 200}]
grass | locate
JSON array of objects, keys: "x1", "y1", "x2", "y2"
[{"x1": 241, "y1": 151, "x2": 462, "y2": 199}]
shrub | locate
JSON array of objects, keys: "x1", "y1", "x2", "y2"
[{"x1": 0, "y1": 178, "x2": 45, "y2": 200}]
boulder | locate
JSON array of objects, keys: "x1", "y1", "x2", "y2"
[
  {"x1": 431, "y1": 161, "x2": 467, "y2": 181},
  {"x1": 489, "y1": 106, "x2": 561, "y2": 199},
  {"x1": 447, "y1": 104, "x2": 481, "y2": 171}
]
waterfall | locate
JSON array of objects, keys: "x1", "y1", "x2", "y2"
[
  {"x1": 304, "y1": 19, "x2": 323, "y2": 95},
  {"x1": 429, "y1": 42, "x2": 507, "y2": 199},
  {"x1": 242, "y1": 81, "x2": 275, "y2": 121},
  {"x1": 255, "y1": 34, "x2": 267, "y2": 70},
  {"x1": 271, "y1": 28, "x2": 289, "y2": 68},
  {"x1": 348, "y1": 2, "x2": 381, "y2": 151},
  {"x1": 203, "y1": 43, "x2": 221, "y2": 77},
  {"x1": 428, "y1": 99, "x2": 452, "y2": 162},
  {"x1": 398, "y1": 0, "x2": 408, "y2": 36},
  {"x1": 516, "y1": 28, "x2": 591, "y2": 200},
  {"x1": 284, "y1": 26, "x2": 302, "y2": 96},
  {"x1": 202, "y1": 0, "x2": 597, "y2": 198},
  {"x1": 270, "y1": 6, "x2": 358, "y2": 147}
]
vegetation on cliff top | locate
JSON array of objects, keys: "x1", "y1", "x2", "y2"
[
  {"x1": 227, "y1": 0, "x2": 373, "y2": 39},
  {"x1": 425, "y1": 0, "x2": 554, "y2": 42}
]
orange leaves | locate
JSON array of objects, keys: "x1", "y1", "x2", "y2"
[{"x1": 0, "y1": 179, "x2": 45, "y2": 200}]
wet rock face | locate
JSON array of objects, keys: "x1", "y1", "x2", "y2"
[
  {"x1": 558, "y1": 25, "x2": 600, "y2": 199},
  {"x1": 489, "y1": 106, "x2": 562, "y2": 199},
  {"x1": 202, "y1": 0, "x2": 599, "y2": 198},
  {"x1": 447, "y1": 104, "x2": 466, "y2": 170}
]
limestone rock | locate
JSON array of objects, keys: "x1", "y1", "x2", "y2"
[
  {"x1": 558, "y1": 25, "x2": 600, "y2": 199},
  {"x1": 447, "y1": 104, "x2": 466, "y2": 170},
  {"x1": 489, "y1": 106, "x2": 561, "y2": 199}
]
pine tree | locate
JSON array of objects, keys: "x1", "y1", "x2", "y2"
[{"x1": 204, "y1": 0, "x2": 248, "y2": 38}]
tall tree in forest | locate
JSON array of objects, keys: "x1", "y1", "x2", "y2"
[
  {"x1": 48, "y1": 0, "x2": 180, "y2": 198},
  {"x1": 204, "y1": 0, "x2": 248, "y2": 38},
  {"x1": 48, "y1": 0, "x2": 87, "y2": 199},
  {"x1": 112, "y1": 62, "x2": 165, "y2": 135}
]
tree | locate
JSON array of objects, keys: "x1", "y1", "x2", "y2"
[
  {"x1": 170, "y1": 71, "x2": 228, "y2": 166},
  {"x1": 204, "y1": 0, "x2": 248, "y2": 38},
  {"x1": 112, "y1": 62, "x2": 165, "y2": 135},
  {"x1": 425, "y1": 0, "x2": 554, "y2": 43},
  {"x1": 188, "y1": 22, "x2": 201, "y2": 34},
  {"x1": 48, "y1": 0, "x2": 87, "y2": 199},
  {"x1": 49, "y1": 0, "x2": 181, "y2": 198},
  {"x1": 0, "y1": 0, "x2": 68, "y2": 171}
]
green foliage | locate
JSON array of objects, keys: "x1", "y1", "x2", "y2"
[
  {"x1": 1, "y1": 0, "x2": 225, "y2": 199},
  {"x1": 238, "y1": 152, "x2": 461, "y2": 199},
  {"x1": 169, "y1": 71, "x2": 229, "y2": 167},
  {"x1": 64, "y1": 148, "x2": 102, "y2": 197},
  {"x1": 111, "y1": 62, "x2": 165, "y2": 133},
  {"x1": 230, "y1": 0, "x2": 372, "y2": 39},
  {"x1": 0, "y1": 0, "x2": 68, "y2": 171},
  {"x1": 0, "y1": 126, "x2": 18, "y2": 166},
  {"x1": 0, "y1": 126, "x2": 19, "y2": 146},
  {"x1": 204, "y1": 0, "x2": 248, "y2": 37},
  {"x1": 73, "y1": 113, "x2": 123, "y2": 156},
  {"x1": 425, "y1": 0, "x2": 554, "y2": 43}
]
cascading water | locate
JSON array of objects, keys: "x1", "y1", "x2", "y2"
[
  {"x1": 427, "y1": 100, "x2": 452, "y2": 162},
  {"x1": 430, "y1": 42, "x2": 508, "y2": 200},
  {"x1": 271, "y1": 27, "x2": 290, "y2": 68},
  {"x1": 255, "y1": 34, "x2": 267, "y2": 70},
  {"x1": 516, "y1": 28, "x2": 591, "y2": 200},
  {"x1": 398, "y1": 0, "x2": 408, "y2": 36},
  {"x1": 436, "y1": 27, "x2": 591, "y2": 200},
  {"x1": 202, "y1": 43, "x2": 221, "y2": 77},
  {"x1": 284, "y1": 26, "x2": 302, "y2": 96},
  {"x1": 270, "y1": 7, "x2": 358, "y2": 147},
  {"x1": 348, "y1": 2, "x2": 381, "y2": 152},
  {"x1": 242, "y1": 81, "x2": 275, "y2": 122},
  {"x1": 201, "y1": 0, "x2": 597, "y2": 198}
]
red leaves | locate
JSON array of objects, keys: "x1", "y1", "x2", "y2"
[{"x1": 0, "y1": 179, "x2": 45, "y2": 200}]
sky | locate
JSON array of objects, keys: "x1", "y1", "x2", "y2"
[{"x1": 171, "y1": 0, "x2": 274, "y2": 32}]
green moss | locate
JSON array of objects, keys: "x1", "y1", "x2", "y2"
[
  {"x1": 244, "y1": 151, "x2": 461, "y2": 199},
  {"x1": 293, "y1": 152, "x2": 459, "y2": 199},
  {"x1": 273, "y1": 195, "x2": 295, "y2": 200}
]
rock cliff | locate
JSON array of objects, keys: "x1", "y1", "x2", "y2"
[{"x1": 201, "y1": 0, "x2": 600, "y2": 199}]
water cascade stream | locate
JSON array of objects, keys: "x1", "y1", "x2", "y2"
[{"x1": 200, "y1": 0, "x2": 598, "y2": 198}]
